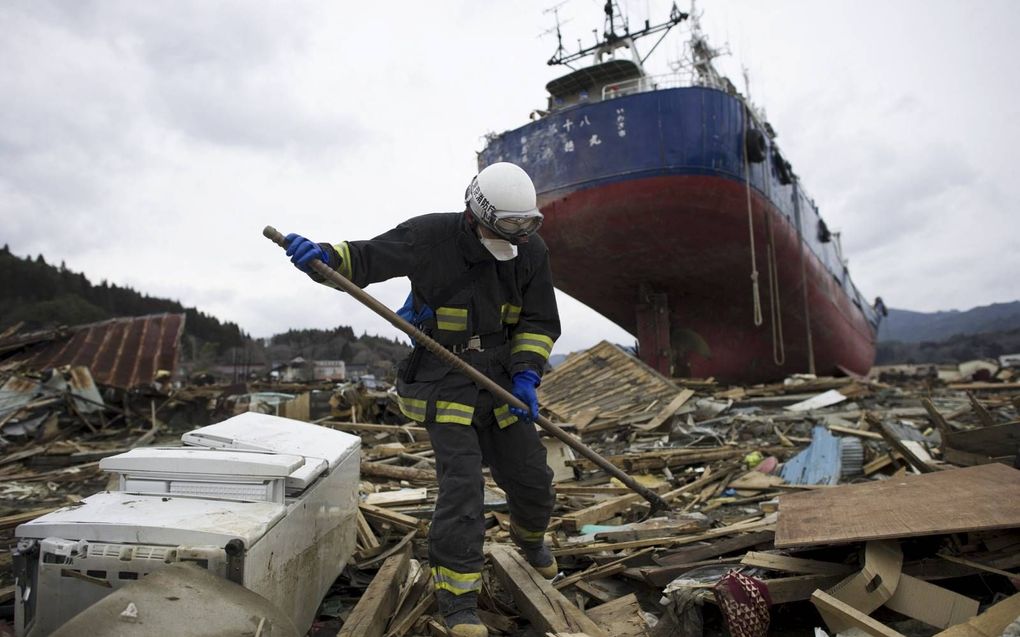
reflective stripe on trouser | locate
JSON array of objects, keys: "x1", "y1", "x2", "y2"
[
  {"x1": 509, "y1": 519, "x2": 546, "y2": 547},
  {"x1": 431, "y1": 566, "x2": 482, "y2": 595},
  {"x1": 427, "y1": 390, "x2": 554, "y2": 593}
]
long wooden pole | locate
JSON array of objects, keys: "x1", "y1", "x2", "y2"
[{"x1": 263, "y1": 226, "x2": 668, "y2": 512}]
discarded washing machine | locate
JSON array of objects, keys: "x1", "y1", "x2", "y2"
[{"x1": 13, "y1": 412, "x2": 360, "y2": 636}]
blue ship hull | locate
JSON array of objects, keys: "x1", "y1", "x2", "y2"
[{"x1": 480, "y1": 87, "x2": 879, "y2": 381}]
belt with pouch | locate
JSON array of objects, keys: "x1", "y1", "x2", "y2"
[{"x1": 449, "y1": 331, "x2": 507, "y2": 354}]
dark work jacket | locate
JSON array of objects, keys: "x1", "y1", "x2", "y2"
[{"x1": 315, "y1": 212, "x2": 560, "y2": 427}]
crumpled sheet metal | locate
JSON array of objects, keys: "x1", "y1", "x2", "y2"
[{"x1": 6, "y1": 313, "x2": 185, "y2": 390}]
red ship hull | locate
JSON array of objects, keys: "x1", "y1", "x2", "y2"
[{"x1": 539, "y1": 175, "x2": 877, "y2": 383}]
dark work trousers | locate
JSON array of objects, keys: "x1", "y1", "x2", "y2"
[{"x1": 426, "y1": 388, "x2": 554, "y2": 595}]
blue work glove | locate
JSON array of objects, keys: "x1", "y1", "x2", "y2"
[
  {"x1": 510, "y1": 369, "x2": 541, "y2": 423},
  {"x1": 395, "y1": 292, "x2": 435, "y2": 326},
  {"x1": 395, "y1": 292, "x2": 435, "y2": 346},
  {"x1": 284, "y1": 233, "x2": 329, "y2": 273}
]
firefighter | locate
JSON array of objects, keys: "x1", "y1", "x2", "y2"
[{"x1": 285, "y1": 162, "x2": 559, "y2": 637}]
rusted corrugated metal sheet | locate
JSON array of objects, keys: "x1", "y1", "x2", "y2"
[{"x1": 8, "y1": 313, "x2": 185, "y2": 390}]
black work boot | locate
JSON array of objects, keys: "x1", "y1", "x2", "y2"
[
  {"x1": 435, "y1": 589, "x2": 488, "y2": 637},
  {"x1": 510, "y1": 526, "x2": 558, "y2": 579}
]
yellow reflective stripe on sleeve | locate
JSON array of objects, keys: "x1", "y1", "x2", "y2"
[
  {"x1": 397, "y1": 394, "x2": 427, "y2": 422},
  {"x1": 431, "y1": 566, "x2": 482, "y2": 595},
  {"x1": 435, "y1": 401, "x2": 475, "y2": 426},
  {"x1": 436, "y1": 307, "x2": 468, "y2": 331},
  {"x1": 331, "y1": 242, "x2": 353, "y2": 279},
  {"x1": 500, "y1": 303, "x2": 522, "y2": 325},
  {"x1": 511, "y1": 332, "x2": 554, "y2": 359},
  {"x1": 494, "y1": 404, "x2": 518, "y2": 429}
]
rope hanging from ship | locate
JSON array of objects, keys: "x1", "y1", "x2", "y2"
[
  {"x1": 742, "y1": 112, "x2": 764, "y2": 329},
  {"x1": 743, "y1": 106, "x2": 787, "y2": 366},
  {"x1": 760, "y1": 132, "x2": 787, "y2": 367},
  {"x1": 765, "y1": 211, "x2": 787, "y2": 366}
]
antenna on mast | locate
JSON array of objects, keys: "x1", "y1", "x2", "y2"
[
  {"x1": 541, "y1": 1, "x2": 573, "y2": 68},
  {"x1": 547, "y1": 0, "x2": 687, "y2": 67}
]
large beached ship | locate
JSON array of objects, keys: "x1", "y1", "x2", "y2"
[{"x1": 478, "y1": 2, "x2": 885, "y2": 383}]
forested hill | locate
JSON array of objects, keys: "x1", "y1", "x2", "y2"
[
  {"x1": 0, "y1": 247, "x2": 410, "y2": 372},
  {"x1": 875, "y1": 301, "x2": 1020, "y2": 364},
  {"x1": 0, "y1": 245, "x2": 246, "y2": 351},
  {"x1": 879, "y1": 302, "x2": 1020, "y2": 343}
]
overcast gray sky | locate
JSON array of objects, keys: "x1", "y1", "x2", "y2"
[{"x1": 3, "y1": 1, "x2": 1018, "y2": 353}]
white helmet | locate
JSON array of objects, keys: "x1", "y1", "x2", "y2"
[{"x1": 465, "y1": 162, "x2": 543, "y2": 242}]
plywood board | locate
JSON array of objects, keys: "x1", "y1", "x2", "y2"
[{"x1": 776, "y1": 464, "x2": 1020, "y2": 548}]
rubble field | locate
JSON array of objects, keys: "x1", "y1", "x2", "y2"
[{"x1": 2, "y1": 339, "x2": 1019, "y2": 637}]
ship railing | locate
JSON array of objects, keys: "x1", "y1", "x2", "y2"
[
  {"x1": 602, "y1": 72, "x2": 741, "y2": 101},
  {"x1": 601, "y1": 74, "x2": 686, "y2": 100}
]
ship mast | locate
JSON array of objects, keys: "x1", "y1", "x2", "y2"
[
  {"x1": 547, "y1": 1, "x2": 688, "y2": 69},
  {"x1": 671, "y1": 0, "x2": 733, "y2": 93}
]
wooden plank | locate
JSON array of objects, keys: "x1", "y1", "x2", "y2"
[
  {"x1": 338, "y1": 544, "x2": 411, "y2": 637},
  {"x1": 554, "y1": 517, "x2": 775, "y2": 557},
  {"x1": 654, "y1": 530, "x2": 775, "y2": 567},
  {"x1": 633, "y1": 389, "x2": 694, "y2": 431},
  {"x1": 874, "y1": 418, "x2": 938, "y2": 473},
  {"x1": 943, "y1": 447, "x2": 1013, "y2": 468},
  {"x1": 936, "y1": 553, "x2": 1020, "y2": 579},
  {"x1": 554, "y1": 563, "x2": 625, "y2": 590},
  {"x1": 385, "y1": 563, "x2": 435, "y2": 636},
  {"x1": 360, "y1": 503, "x2": 429, "y2": 536},
  {"x1": 584, "y1": 593, "x2": 646, "y2": 637},
  {"x1": 568, "y1": 446, "x2": 787, "y2": 472},
  {"x1": 364, "y1": 488, "x2": 429, "y2": 507},
  {"x1": 361, "y1": 461, "x2": 435, "y2": 483},
  {"x1": 487, "y1": 545, "x2": 609, "y2": 637},
  {"x1": 384, "y1": 595, "x2": 433, "y2": 637},
  {"x1": 764, "y1": 574, "x2": 847, "y2": 604},
  {"x1": 554, "y1": 485, "x2": 632, "y2": 496},
  {"x1": 948, "y1": 382, "x2": 1020, "y2": 391},
  {"x1": 592, "y1": 516, "x2": 709, "y2": 542},
  {"x1": 776, "y1": 464, "x2": 1020, "y2": 548},
  {"x1": 922, "y1": 398, "x2": 954, "y2": 438},
  {"x1": 811, "y1": 590, "x2": 907, "y2": 637},
  {"x1": 863, "y1": 451, "x2": 902, "y2": 476},
  {"x1": 356, "y1": 509, "x2": 382, "y2": 551},
  {"x1": 966, "y1": 393, "x2": 997, "y2": 428},
  {"x1": 934, "y1": 592, "x2": 1020, "y2": 637},
  {"x1": 0, "y1": 506, "x2": 61, "y2": 531},
  {"x1": 323, "y1": 421, "x2": 429, "y2": 439},
  {"x1": 555, "y1": 548, "x2": 653, "y2": 590},
  {"x1": 559, "y1": 494, "x2": 643, "y2": 533},
  {"x1": 573, "y1": 580, "x2": 614, "y2": 604},
  {"x1": 561, "y1": 467, "x2": 726, "y2": 532},
  {"x1": 945, "y1": 422, "x2": 1020, "y2": 459},
  {"x1": 740, "y1": 551, "x2": 856, "y2": 576},
  {"x1": 827, "y1": 424, "x2": 884, "y2": 440}
]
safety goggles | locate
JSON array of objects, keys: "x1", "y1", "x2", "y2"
[{"x1": 492, "y1": 212, "x2": 543, "y2": 238}]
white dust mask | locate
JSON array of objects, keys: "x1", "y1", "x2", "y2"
[{"x1": 480, "y1": 237, "x2": 518, "y2": 261}]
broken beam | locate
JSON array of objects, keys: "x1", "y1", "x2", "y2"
[{"x1": 488, "y1": 545, "x2": 609, "y2": 637}]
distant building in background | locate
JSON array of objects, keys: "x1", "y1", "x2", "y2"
[
  {"x1": 313, "y1": 360, "x2": 346, "y2": 381},
  {"x1": 273, "y1": 357, "x2": 347, "y2": 382},
  {"x1": 343, "y1": 363, "x2": 366, "y2": 379}
]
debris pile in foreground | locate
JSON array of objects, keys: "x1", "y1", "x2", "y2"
[{"x1": 2, "y1": 339, "x2": 1019, "y2": 636}]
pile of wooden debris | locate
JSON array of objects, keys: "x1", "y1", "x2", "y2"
[{"x1": 2, "y1": 339, "x2": 1019, "y2": 637}]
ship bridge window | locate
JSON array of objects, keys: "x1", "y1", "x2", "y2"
[{"x1": 545, "y1": 59, "x2": 643, "y2": 109}]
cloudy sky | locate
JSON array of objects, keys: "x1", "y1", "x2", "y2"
[{"x1": 3, "y1": 1, "x2": 1018, "y2": 354}]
